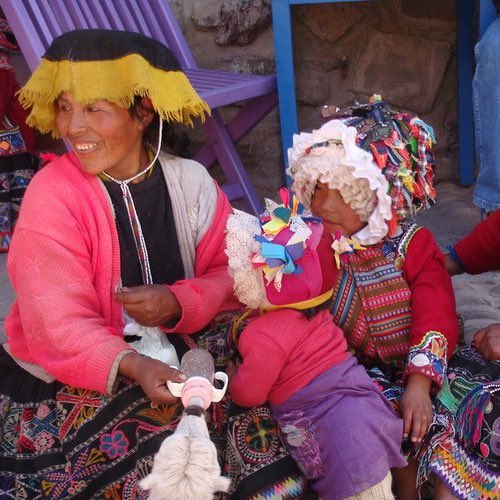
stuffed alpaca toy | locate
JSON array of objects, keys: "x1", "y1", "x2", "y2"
[
  {"x1": 139, "y1": 406, "x2": 230, "y2": 499},
  {"x1": 139, "y1": 348, "x2": 230, "y2": 500}
]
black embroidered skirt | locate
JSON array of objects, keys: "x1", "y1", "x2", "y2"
[{"x1": 0, "y1": 316, "x2": 306, "y2": 499}]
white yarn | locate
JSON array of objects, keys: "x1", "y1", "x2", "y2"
[
  {"x1": 287, "y1": 120, "x2": 393, "y2": 245},
  {"x1": 343, "y1": 472, "x2": 394, "y2": 500},
  {"x1": 123, "y1": 316, "x2": 180, "y2": 367},
  {"x1": 139, "y1": 414, "x2": 231, "y2": 500},
  {"x1": 225, "y1": 209, "x2": 270, "y2": 309}
]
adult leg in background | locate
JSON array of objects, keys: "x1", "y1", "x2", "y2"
[{"x1": 473, "y1": 14, "x2": 500, "y2": 213}]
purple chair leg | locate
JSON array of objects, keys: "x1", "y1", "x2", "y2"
[
  {"x1": 195, "y1": 93, "x2": 278, "y2": 168},
  {"x1": 200, "y1": 111, "x2": 263, "y2": 215}
]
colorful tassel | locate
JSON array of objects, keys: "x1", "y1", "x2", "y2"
[{"x1": 455, "y1": 384, "x2": 491, "y2": 447}]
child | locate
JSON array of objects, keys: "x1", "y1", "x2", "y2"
[
  {"x1": 226, "y1": 189, "x2": 407, "y2": 500},
  {"x1": 287, "y1": 111, "x2": 459, "y2": 499}
]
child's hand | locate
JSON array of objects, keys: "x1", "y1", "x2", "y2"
[{"x1": 400, "y1": 374, "x2": 433, "y2": 443}]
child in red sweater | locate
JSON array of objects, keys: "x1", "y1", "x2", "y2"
[
  {"x1": 226, "y1": 189, "x2": 406, "y2": 500},
  {"x1": 287, "y1": 111, "x2": 459, "y2": 498}
]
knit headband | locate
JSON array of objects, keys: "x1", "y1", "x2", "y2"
[{"x1": 17, "y1": 29, "x2": 210, "y2": 137}]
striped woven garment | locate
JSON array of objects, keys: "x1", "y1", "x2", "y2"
[{"x1": 330, "y1": 246, "x2": 412, "y2": 366}]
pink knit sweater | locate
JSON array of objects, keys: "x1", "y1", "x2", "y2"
[
  {"x1": 5, "y1": 152, "x2": 238, "y2": 394},
  {"x1": 230, "y1": 309, "x2": 349, "y2": 406}
]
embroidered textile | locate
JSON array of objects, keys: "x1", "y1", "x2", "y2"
[
  {"x1": 405, "y1": 330, "x2": 448, "y2": 390},
  {"x1": 0, "y1": 318, "x2": 308, "y2": 499},
  {"x1": 0, "y1": 117, "x2": 28, "y2": 157},
  {"x1": 427, "y1": 346, "x2": 500, "y2": 499},
  {"x1": 0, "y1": 157, "x2": 36, "y2": 252}
]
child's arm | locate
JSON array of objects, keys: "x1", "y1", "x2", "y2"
[
  {"x1": 402, "y1": 228, "x2": 459, "y2": 386},
  {"x1": 400, "y1": 228, "x2": 459, "y2": 442},
  {"x1": 229, "y1": 322, "x2": 287, "y2": 407},
  {"x1": 452, "y1": 209, "x2": 500, "y2": 275}
]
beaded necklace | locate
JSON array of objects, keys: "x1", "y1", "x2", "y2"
[{"x1": 100, "y1": 120, "x2": 163, "y2": 285}]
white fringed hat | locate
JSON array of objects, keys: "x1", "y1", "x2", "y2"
[{"x1": 287, "y1": 120, "x2": 393, "y2": 245}]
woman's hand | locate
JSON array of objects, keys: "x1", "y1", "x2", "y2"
[
  {"x1": 115, "y1": 285, "x2": 181, "y2": 327},
  {"x1": 473, "y1": 323, "x2": 500, "y2": 360},
  {"x1": 225, "y1": 359, "x2": 240, "y2": 381},
  {"x1": 119, "y1": 352, "x2": 187, "y2": 406},
  {"x1": 400, "y1": 374, "x2": 433, "y2": 443}
]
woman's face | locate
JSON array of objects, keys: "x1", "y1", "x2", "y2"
[
  {"x1": 55, "y1": 92, "x2": 151, "y2": 179},
  {"x1": 310, "y1": 182, "x2": 365, "y2": 237}
]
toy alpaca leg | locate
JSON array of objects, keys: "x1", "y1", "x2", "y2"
[{"x1": 342, "y1": 472, "x2": 394, "y2": 500}]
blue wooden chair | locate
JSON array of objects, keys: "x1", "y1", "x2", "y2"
[{"x1": 0, "y1": 0, "x2": 278, "y2": 214}]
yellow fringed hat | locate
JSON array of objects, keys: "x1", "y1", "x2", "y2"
[{"x1": 18, "y1": 29, "x2": 211, "y2": 137}]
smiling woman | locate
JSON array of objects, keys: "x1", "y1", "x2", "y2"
[
  {"x1": 54, "y1": 93, "x2": 150, "y2": 178},
  {"x1": 0, "y1": 29, "x2": 306, "y2": 499}
]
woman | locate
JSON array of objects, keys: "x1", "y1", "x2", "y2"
[
  {"x1": 0, "y1": 18, "x2": 37, "y2": 251},
  {"x1": 428, "y1": 210, "x2": 500, "y2": 500},
  {"x1": 0, "y1": 29, "x2": 304, "y2": 499}
]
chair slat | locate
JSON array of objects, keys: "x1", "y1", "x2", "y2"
[
  {"x1": 84, "y1": 0, "x2": 114, "y2": 29},
  {"x1": 50, "y1": 0, "x2": 78, "y2": 33},
  {"x1": 121, "y1": 0, "x2": 153, "y2": 37}
]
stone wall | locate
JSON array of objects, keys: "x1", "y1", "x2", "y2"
[
  {"x1": 171, "y1": 0, "x2": 462, "y2": 202},
  {"x1": 10, "y1": 0, "x2": 464, "y2": 203}
]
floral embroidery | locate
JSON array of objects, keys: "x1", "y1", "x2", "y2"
[
  {"x1": 280, "y1": 412, "x2": 325, "y2": 480},
  {"x1": 246, "y1": 414, "x2": 277, "y2": 453},
  {"x1": 100, "y1": 430, "x2": 130, "y2": 459},
  {"x1": 33, "y1": 430, "x2": 55, "y2": 452},
  {"x1": 405, "y1": 330, "x2": 447, "y2": 390},
  {"x1": 43, "y1": 450, "x2": 106, "y2": 499},
  {"x1": 36, "y1": 403, "x2": 51, "y2": 419},
  {"x1": 137, "y1": 402, "x2": 182, "y2": 425}
]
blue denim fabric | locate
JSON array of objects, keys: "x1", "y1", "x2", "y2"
[{"x1": 473, "y1": 14, "x2": 500, "y2": 211}]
